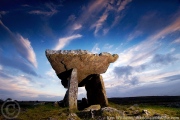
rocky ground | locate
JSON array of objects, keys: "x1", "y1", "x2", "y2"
[{"x1": 0, "y1": 96, "x2": 180, "y2": 120}]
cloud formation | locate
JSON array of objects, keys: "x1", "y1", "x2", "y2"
[
  {"x1": 106, "y1": 79, "x2": 180, "y2": 97},
  {"x1": 0, "y1": 71, "x2": 62, "y2": 100},
  {"x1": 172, "y1": 38, "x2": 180, "y2": 44},
  {"x1": 0, "y1": 20, "x2": 37, "y2": 68},
  {"x1": 91, "y1": 43, "x2": 100, "y2": 53},
  {"x1": 152, "y1": 53, "x2": 178, "y2": 65},
  {"x1": 0, "y1": 55, "x2": 38, "y2": 76},
  {"x1": 28, "y1": 2, "x2": 59, "y2": 16},
  {"x1": 92, "y1": 13, "x2": 108, "y2": 36},
  {"x1": 114, "y1": 13, "x2": 180, "y2": 67},
  {"x1": 90, "y1": 0, "x2": 132, "y2": 36},
  {"x1": 113, "y1": 65, "x2": 146, "y2": 85},
  {"x1": 29, "y1": 10, "x2": 57, "y2": 16},
  {"x1": 0, "y1": 20, "x2": 38, "y2": 77},
  {"x1": 16, "y1": 34, "x2": 37, "y2": 67},
  {"x1": 102, "y1": 0, "x2": 132, "y2": 35},
  {"x1": 0, "y1": 11, "x2": 8, "y2": 18},
  {"x1": 72, "y1": 24, "x2": 82, "y2": 30},
  {"x1": 92, "y1": 12, "x2": 180, "y2": 92},
  {"x1": 65, "y1": 0, "x2": 131, "y2": 36},
  {"x1": 54, "y1": 34, "x2": 82, "y2": 50},
  {"x1": 117, "y1": 0, "x2": 132, "y2": 12},
  {"x1": 0, "y1": 65, "x2": 2, "y2": 70},
  {"x1": 112, "y1": 51, "x2": 179, "y2": 85},
  {"x1": 103, "y1": 44, "x2": 114, "y2": 50}
]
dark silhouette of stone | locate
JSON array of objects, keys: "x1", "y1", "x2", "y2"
[
  {"x1": 85, "y1": 74, "x2": 108, "y2": 107},
  {"x1": 78, "y1": 98, "x2": 88, "y2": 110},
  {"x1": 63, "y1": 90, "x2": 68, "y2": 107},
  {"x1": 57, "y1": 69, "x2": 73, "y2": 88},
  {"x1": 82, "y1": 98, "x2": 88, "y2": 107}
]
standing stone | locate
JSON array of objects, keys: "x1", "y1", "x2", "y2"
[
  {"x1": 67, "y1": 68, "x2": 78, "y2": 111},
  {"x1": 63, "y1": 90, "x2": 68, "y2": 107},
  {"x1": 85, "y1": 74, "x2": 108, "y2": 107}
]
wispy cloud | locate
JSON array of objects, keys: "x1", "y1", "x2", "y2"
[
  {"x1": 92, "y1": 13, "x2": 108, "y2": 36},
  {"x1": 54, "y1": 34, "x2": 82, "y2": 50},
  {"x1": 72, "y1": 23, "x2": 82, "y2": 30},
  {"x1": 16, "y1": 34, "x2": 37, "y2": 67},
  {"x1": 117, "y1": 0, "x2": 132, "y2": 12},
  {"x1": 91, "y1": 43, "x2": 100, "y2": 53},
  {"x1": 87, "y1": 0, "x2": 107, "y2": 14},
  {"x1": 29, "y1": 2, "x2": 58, "y2": 16},
  {"x1": 172, "y1": 37, "x2": 180, "y2": 44},
  {"x1": 127, "y1": 30, "x2": 143, "y2": 41},
  {"x1": 67, "y1": 15, "x2": 76, "y2": 23},
  {"x1": 148, "y1": 16, "x2": 180, "y2": 42},
  {"x1": 0, "y1": 20, "x2": 37, "y2": 68},
  {"x1": 65, "y1": 0, "x2": 107, "y2": 35},
  {"x1": 91, "y1": 0, "x2": 132, "y2": 36},
  {"x1": 0, "y1": 11, "x2": 8, "y2": 18},
  {"x1": 29, "y1": 10, "x2": 57, "y2": 16},
  {"x1": 21, "y1": 4, "x2": 31, "y2": 7},
  {"x1": 45, "y1": 69, "x2": 56, "y2": 78},
  {"x1": 0, "y1": 65, "x2": 2, "y2": 70},
  {"x1": 103, "y1": 12, "x2": 180, "y2": 90},
  {"x1": 103, "y1": 44, "x2": 114, "y2": 50},
  {"x1": 62, "y1": 0, "x2": 131, "y2": 37},
  {"x1": 112, "y1": 52, "x2": 179, "y2": 86},
  {"x1": 106, "y1": 79, "x2": 180, "y2": 97},
  {"x1": 0, "y1": 72, "x2": 62, "y2": 100},
  {"x1": 0, "y1": 55, "x2": 38, "y2": 76},
  {"x1": 114, "y1": 14, "x2": 180, "y2": 67},
  {"x1": 126, "y1": 12, "x2": 162, "y2": 41}
]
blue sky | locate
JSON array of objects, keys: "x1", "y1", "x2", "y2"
[{"x1": 0, "y1": 0, "x2": 180, "y2": 101}]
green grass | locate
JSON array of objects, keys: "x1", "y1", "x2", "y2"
[
  {"x1": 109, "y1": 102, "x2": 180, "y2": 117},
  {"x1": 139, "y1": 104, "x2": 180, "y2": 117},
  {"x1": 0, "y1": 102, "x2": 179, "y2": 119},
  {"x1": 18, "y1": 103, "x2": 71, "y2": 120}
]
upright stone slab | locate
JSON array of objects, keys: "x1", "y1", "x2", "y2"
[
  {"x1": 85, "y1": 74, "x2": 108, "y2": 107},
  {"x1": 63, "y1": 90, "x2": 68, "y2": 107},
  {"x1": 68, "y1": 68, "x2": 78, "y2": 111}
]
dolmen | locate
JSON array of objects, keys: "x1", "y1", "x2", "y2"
[{"x1": 45, "y1": 49, "x2": 118, "y2": 111}]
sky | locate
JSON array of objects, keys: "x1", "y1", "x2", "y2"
[{"x1": 0, "y1": 0, "x2": 180, "y2": 101}]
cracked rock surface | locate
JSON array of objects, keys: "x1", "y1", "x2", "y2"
[{"x1": 45, "y1": 49, "x2": 118, "y2": 83}]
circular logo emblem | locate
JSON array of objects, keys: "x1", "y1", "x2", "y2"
[{"x1": 1, "y1": 100, "x2": 20, "y2": 119}]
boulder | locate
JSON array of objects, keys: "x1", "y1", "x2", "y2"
[
  {"x1": 101, "y1": 107, "x2": 124, "y2": 117},
  {"x1": 142, "y1": 109, "x2": 149, "y2": 116},
  {"x1": 85, "y1": 74, "x2": 108, "y2": 107},
  {"x1": 45, "y1": 49, "x2": 118, "y2": 87},
  {"x1": 83, "y1": 105, "x2": 101, "y2": 111}
]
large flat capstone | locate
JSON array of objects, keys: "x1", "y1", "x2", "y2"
[{"x1": 45, "y1": 49, "x2": 118, "y2": 84}]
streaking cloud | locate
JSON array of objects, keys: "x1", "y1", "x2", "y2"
[
  {"x1": 0, "y1": 20, "x2": 37, "y2": 68},
  {"x1": 72, "y1": 24, "x2": 82, "y2": 30},
  {"x1": 16, "y1": 34, "x2": 37, "y2": 68},
  {"x1": 54, "y1": 34, "x2": 82, "y2": 50}
]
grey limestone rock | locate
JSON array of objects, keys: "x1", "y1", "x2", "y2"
[{"x1": 45, "y1": 49, "x2": 118, "y2": 84}]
